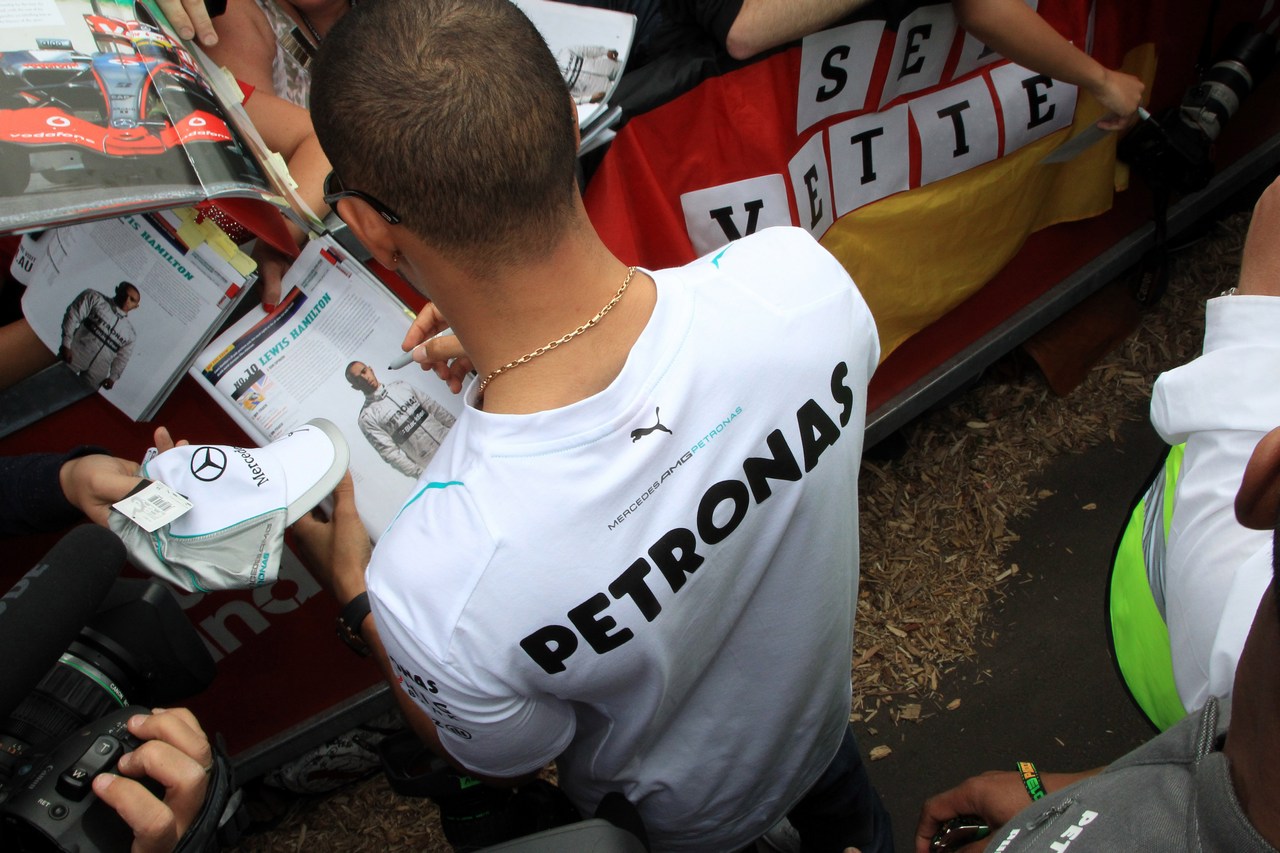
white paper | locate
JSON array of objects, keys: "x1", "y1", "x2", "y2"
[{"x1": 113, "y1": 480, "x2": 193, "y2": 532}]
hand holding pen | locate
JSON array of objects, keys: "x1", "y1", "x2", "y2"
[{"x1": 392, "y1": 301, "x2": 473, "y2": 394}]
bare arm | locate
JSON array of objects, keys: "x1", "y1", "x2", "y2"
[
  {"x1": 1235, "y1": 175, "x2": 1280, "y2": 298},
  {"x1": 914, "y1": 768, "x2": 1102, "y2": 853},
  {"x1": 202, "y1": 0, "x2": 278, "y2": 97},
  {"x1": 242, "y1": 91, "x2": 330, "y2": 223},
  {"x1": 290, "y1": 475, "x2": 537, "y2": 787},
  {"x1": 953, "y1": 0, "x2": 1143, "y2": 130},
  {"x1": 240, "y1": 90, "x2": 331, "y2": 306},
  {"x1": 725, "y1": 0, "x2": 877, "y2": 60}
]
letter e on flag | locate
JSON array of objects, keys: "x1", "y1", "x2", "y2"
[
  {"x1": 953, "y1": 0, "x2": 1039, "y2": 79},
  {"x1": 991, "y1": 62, "x2": 1076, "y2": 155},
  {"x1": 789, "y1": 133, "x2": 834, "y2": 239},
  {"x1": 879, "y1": 4, "x2": 958, "y2": 108}
]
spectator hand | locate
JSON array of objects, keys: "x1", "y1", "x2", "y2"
[
  {"x1": 915, "y1": 771, "x2": 1032, "y2": 853},
  {"x1": 916, "y1": 769, "x2": 1099, "y2": 853},
  {"x1": 59, "y1": 427, "x2": 188, "y2": 525},
  {"x1": 91, "y1": 708, "x2": 214, "y2": 853},
  {"x1": 291, "y1": 473, "x2": 371, "y2": 606},
  {"x1": 156, "y1": 0, "x2": 219, "y2": 46},
  {"x1": 403, "y1": 302, "x2": 473, "y2": 394},
  {"x1": 252, "y1": 241, "x2": 294, "y2": 312},
  {"x1": 153, "y1": 426, "x2": 188, "y2": 455},
  {"x1": 60, "y1": 455, "x2": 141, "y2": 526},
  {"x1": 1091, "y1": 69, "x2": 1144, "y2": 131}
]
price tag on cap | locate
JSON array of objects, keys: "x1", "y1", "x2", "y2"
[{"x1": 112, "y1": 480, "x2": 193, "y2": 533}]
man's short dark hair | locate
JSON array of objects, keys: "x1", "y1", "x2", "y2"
[
  {"x1": 345, "y1": 360, "x2": 366, "y2": 390},
  {"x1": 311, "y1": 0, "x2": 579, "y2": 271},
  {"x1": 114, "y1": 281, "x2": 138, "y2": 303}
]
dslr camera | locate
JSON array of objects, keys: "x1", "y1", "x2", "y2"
[
  {"x1": 1121, "y1": 24, "x2": 1275, "y2": 194},
  {"x1": 0, "y1": 527, "x2": 215, "y2": 852}
]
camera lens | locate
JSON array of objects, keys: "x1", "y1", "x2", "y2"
[
  {"x1": 0, "y1": 634, "x2": 140, "y2": 790},
  {"x1": 1180, "y1": 30, "x2": 1274, "y2": 142}
]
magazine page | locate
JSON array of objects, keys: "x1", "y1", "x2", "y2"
[
  {"x1": 185, "y1": 43, "x2": 324, "y2": 235},
  {"x1": 0, "y1": 0, "x2": 278, "y2": 234},
  {"x1": 16, "y1": 207, "x2": 254, "y2": 420},
  {"x1": 512, "y1": 0, "x2": 636, "y2": 129},
  {"x1": 193, "y1": 237, "x2": 465, "y2": 538}
]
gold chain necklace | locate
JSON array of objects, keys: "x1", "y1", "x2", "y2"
[{"x1": 477, "y1": 266, "x2": 637, "y2": 394}]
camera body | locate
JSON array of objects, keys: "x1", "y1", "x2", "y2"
[
  {"x1": 0, "y1": 574, "x2": 214, "y2": 852},
  {"x1": 1121, "y1": 26, "x2": 1274, "y2": 194},
  {"x1": 0, "y1": 705, "x2": 157, "y2": 853}
]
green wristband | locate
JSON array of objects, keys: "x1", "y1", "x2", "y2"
[{"x1": 1017, "y1": 760, "x2": 1047, "y2": 801}]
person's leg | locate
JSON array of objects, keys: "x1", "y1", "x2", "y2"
[{"x1": 786, "y1": 725, "x2": 894, "y2": 853}]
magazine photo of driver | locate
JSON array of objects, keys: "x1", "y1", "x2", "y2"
[
  {"x1": 556, "y1": 44, "x2": 620, "y2": 104},
  {"x1": 346, "y1": 360, "x2": 455, "y2": 478},
  {"x1": 59, "y1": 282, "x2": 139, "y2": 390}
]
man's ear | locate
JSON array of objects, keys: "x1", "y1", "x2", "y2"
[
  {"x1": 337, "y1": 198, "x2": 401, "y2": 269},
  {"x1": 1237, "y1": 426, "x2": 1280, "y2": 530}
]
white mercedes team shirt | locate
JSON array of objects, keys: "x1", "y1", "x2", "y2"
[{"x1": 366, "y1": 227, "x2": 880, "y2": 851}]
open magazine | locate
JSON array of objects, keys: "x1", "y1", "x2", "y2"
[
  {"x1": 0, "y1": 0, "x2": 293, "y2": 235},
  {"x1": 193, "y1": 236, "x2": 464, "y2": 537},
  {"x1": 514, "y1": 0, "x2": 636, "y2": 136},
  {"x1": 11, "y1": 206, "x2": 255, "y2": 421},
  {"x1": 1, "y1": 0, "x2": 631, "y2": 435}
]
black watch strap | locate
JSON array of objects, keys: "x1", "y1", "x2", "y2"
[{"x1": 337, "y1": 591, "x2": 372, "y2": 656}]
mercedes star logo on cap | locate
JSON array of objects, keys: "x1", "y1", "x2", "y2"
[{"x1": 190, "y1": 446, "x2": 228, "y2": 481}]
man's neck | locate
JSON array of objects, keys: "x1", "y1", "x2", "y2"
[{"x1": 434, "y1": 224, "x2": 657, "y2": 415}]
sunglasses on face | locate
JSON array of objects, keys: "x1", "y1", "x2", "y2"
[{"x1": 322, "y1": 170, "x2": 402, "y2": 225}]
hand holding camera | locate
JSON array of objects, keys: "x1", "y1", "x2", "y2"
[
  {"x1": 91, "y1": 708, "x2": 213, "y2": 853},
  {"x1": 0, "y1": 527, "x2": 223, "y2": 852},
  {"x1": 2, "y1": 705, "x2": 215, "y2": 853}
]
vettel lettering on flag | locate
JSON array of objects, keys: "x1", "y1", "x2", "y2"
[{"x1": 584, "y1": 0, "x2": 1160, "y2": 359}]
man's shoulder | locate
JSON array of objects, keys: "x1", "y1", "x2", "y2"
[
  {"x1": 368, "y1": 478, "x2": 496, "y2": 632},
  {"x1": 680, "y1": 227, "x2": 850, "y2": 292},
  {"x1": 690, "y1": 226, "x2": 831, "y2": 266},
  {"x1": 675, "y1": 228, "x2": 871, "y2": 340}
]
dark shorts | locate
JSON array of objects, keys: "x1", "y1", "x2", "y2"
[{"x1": 785, "y1": 724, "x2": 895, "y2": 853}]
